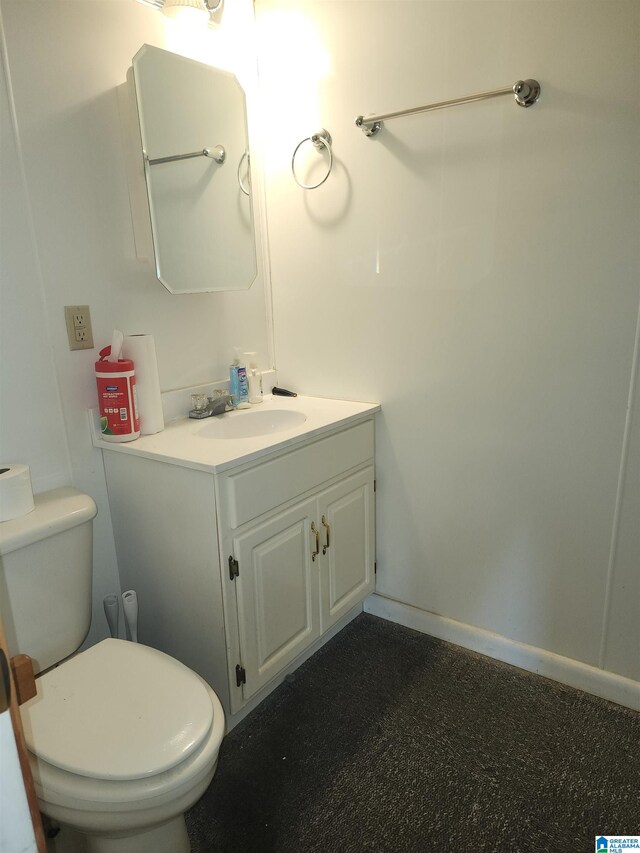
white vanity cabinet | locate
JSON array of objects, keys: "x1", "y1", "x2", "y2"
[
  {"x1": 217, "y1": 420, "x2": 375, "y2": 710},
  {"x1": 100, "y1": 404, "x2": 377, "y2": 725},
  {"x1": 223, "y1": 466, "x2": 375, "y2": 704}
]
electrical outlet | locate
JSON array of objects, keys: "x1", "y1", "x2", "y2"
[{"x1": 64, "y1": 305, "x2": 94, "y2": 351}]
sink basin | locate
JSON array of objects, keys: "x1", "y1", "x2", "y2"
[{"x1": 194, "y1": 408, "x2": 307, "y2": 440}]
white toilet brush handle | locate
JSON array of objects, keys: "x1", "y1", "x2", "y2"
[
  {"x1": 122, "y1": 590, "x2": 139, "y2": 643},
  {"x1": 103, "y1": 594, "x2": 119, "y2": 638}
]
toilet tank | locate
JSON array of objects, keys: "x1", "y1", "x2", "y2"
[{"x1": 0, "y1": 487, "x2": 97, "y2": 674}]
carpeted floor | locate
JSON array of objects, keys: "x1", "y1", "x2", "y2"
[{"x1": 185, "y1": 613, "x2": 640, "y2": 852}]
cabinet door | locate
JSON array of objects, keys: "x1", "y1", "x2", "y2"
[
  {"x1": 318, "y1": 466, "x2": 375, "y2": 633},
  {"x1": 232, "y1": 497, "x2": 320, "y2": 700}
]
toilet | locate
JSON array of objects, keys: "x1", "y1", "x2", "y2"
[{"x1": 0, "y1": 486, "x2": 225, "y2": 853}]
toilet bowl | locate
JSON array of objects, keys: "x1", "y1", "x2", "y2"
[
  {"x1": 0, "y1": 487, "x2": 226, "y2": 853},
  {"x1": 21, "y1": 639, "x2": 225, "y2": 853}
]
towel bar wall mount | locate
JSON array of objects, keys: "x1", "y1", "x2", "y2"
[
  {"x1": 355, "y1": 79, "x2": 541, "y2": 137},
  {"x1": 145, "y1": 145, "x2": 226, "y2": 166}
]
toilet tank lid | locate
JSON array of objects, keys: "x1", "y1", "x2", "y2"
[{"x1": 0, "y1": 487, "x2": 97, "y2": 556}]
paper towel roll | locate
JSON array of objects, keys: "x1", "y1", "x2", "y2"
[
  {"x1": 122, "y1": 334, "x2": 164, "y2": 435},
  {"x1": 0, "y1": 464, "x2": 35, "y2": 522}
]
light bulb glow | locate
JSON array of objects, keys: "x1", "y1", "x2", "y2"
[{"x1": 256, "y1": 7, "x2": 332, "y2": 176}]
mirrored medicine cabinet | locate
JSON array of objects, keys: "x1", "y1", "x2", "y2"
[{"x1": 131, "y1": 45, "x2": 257, "y2": 294}]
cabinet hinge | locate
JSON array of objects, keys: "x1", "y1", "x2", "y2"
[
  {"x1": 374, "y1": 561, "x2": 377, "y2": 574},
  {"x1": 374, "y1": 479, "x2": 377, "y2": 493},
  {"x1": 236, "y1": 664, "x2": 246, "y2": 687},
  {"x1": 228, "y1": 555, "x2": 239, "y2": 580}
]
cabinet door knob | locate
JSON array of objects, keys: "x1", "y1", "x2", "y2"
[
  {"x1": 321, "y1": 515, "x2": 330, "y2": 554},
  {"x1": 311, "y1": 521, "x2": 320, "y2": 562}
]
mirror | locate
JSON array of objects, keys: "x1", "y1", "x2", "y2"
[{"x1": 132, "y1": 45, "x2": 257, "y2": 294}]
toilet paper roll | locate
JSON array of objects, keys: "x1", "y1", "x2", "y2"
[
  {"x1": 0, "y1": 464, "x2": 35, "y2": 522},
  {"x1": 122, "y1": 334, "x2": 164, "y2": 435}
]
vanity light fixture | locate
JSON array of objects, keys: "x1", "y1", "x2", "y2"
[{"x1": 161, "y1": 0, "x2": 222, "y2": 24}]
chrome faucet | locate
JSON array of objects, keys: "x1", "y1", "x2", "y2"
[{"x1": 188, "y1": 390, "x2": 233, "y2": 419}]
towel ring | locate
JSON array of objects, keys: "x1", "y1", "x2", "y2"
[
  {"x1": 292, "y1": 129, "x2": 333, "y2": 189},
  {"x1": 238, "y1": 150, "x2": 251, "y2": 196}
]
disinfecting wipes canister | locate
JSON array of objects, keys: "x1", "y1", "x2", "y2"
[{"x1": 95, "y1": 350, "x2": 140, "y2": 442}]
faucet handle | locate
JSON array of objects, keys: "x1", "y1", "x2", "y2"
[
  {"x1": 189, "y1": 389, "x2": 234, "y2": 418},
  {"x1": 191, "y1": 393, "x2": 209, "y2": 412}
]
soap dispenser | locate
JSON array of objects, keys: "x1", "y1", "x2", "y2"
[{"x1": 244, "y1": 352, "x2": 263, "y2": 404}]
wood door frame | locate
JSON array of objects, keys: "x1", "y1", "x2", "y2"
[{"x1": 0, "y1": 620, "x2": 46, "y2": 852}]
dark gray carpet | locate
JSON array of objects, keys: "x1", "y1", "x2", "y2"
[{"x1": 185, "y1": 613, "x2": 640, "y2": 852}]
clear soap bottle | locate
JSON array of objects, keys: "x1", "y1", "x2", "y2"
[{"x1": 244, "y1": 352, "x2": 263, "y2": 404}]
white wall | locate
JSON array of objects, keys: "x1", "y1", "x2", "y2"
[
  {"x1": 2, "y1": 0, "x2": 638, "y2": 694},
  {"x1": 0, "y1": 25, "x2": 70, "y2": 495},
  {"x1": 0, "y1": 0, "x2": 272, "y2": 646},
  {"x1": 256, "y1": 1, "x2": 640, "y2": 681}
]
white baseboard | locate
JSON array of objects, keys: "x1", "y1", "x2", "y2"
[{"x1": 364, "y1": 594, "x2": 640, "y2": 712}]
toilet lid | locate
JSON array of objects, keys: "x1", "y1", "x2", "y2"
[{"x1": 21, "y1": 639, "x2": 215, "y2": 781}]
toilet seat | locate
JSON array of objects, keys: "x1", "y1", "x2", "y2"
[
  {"x1": 23, "y1": 675, "x2": 225, "y2": 850},
  {"x1": 21, "y1": 639, "x2": 215, "y2": 781}
]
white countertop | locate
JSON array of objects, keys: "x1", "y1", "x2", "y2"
[{"x1": 91, "y1": 395, "x2": 380, "y2": 473}]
